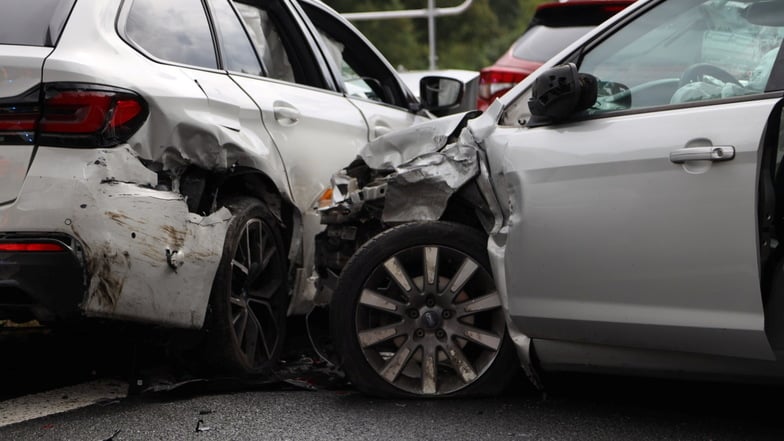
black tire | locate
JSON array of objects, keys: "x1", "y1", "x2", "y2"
[
  {"x1": 204, "y1": 197, "x2": 288, "y2": 375},
  {"x1": 331, "y1": 221, "x2": 518, "y2": 398}
]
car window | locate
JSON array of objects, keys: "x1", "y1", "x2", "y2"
[
  {"x1": 0, "y1": 0, "x2": 75, "y2": 47},
  {"x1": 300, "y1": 3, "x2": 409, "y2": 109},
  {"x1": 579, "y1": 0, "x2": 784, "y2": 114},
  {"x1": 317, "y1": 30, "x2": 383, "y2": 102},
  {"x1": 125, "y1": 0, "x2": 217, "y2": 69},
  {"x1": 208, "y1": 0, "x2": 263, "y2": 76},
  {"x1": 234, "y1": 3, "x2": 296, "y2": 82}
]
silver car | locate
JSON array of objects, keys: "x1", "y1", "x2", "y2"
[
  {"x1": 320, "y1": 0, "x2": 784, "y2": 397},
  {"x1": 0, "y1": 0, "x2": 463, "y2": 374}
]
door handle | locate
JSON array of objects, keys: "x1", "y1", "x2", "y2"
[
  {"x1": 273, "y1": 103, "x2": 300, "y2": 126},
  {"x1": 669, "y1": 146, "x2": 735, "y2": 164}
]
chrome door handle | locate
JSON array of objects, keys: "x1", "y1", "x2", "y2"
[{"x1": 669, "y1": 146, "x2": 735, "y2": 163}]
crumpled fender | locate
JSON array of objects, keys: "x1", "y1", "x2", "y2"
[{"x1": 359, "y1": 111, "x2": 481, "y2": 170}]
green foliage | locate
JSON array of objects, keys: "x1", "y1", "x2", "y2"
[{"x1": 323, "y1": 0, "x2": 550, "y2": 70}]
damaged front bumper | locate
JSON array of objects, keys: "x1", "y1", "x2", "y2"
[
  {"x1": 315, "y1": 111, "x2": 543, "y2": 389},
  {"x1": 0, "y1": 145, "x2": 230, "y2": 328}
]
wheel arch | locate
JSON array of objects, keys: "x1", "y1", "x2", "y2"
[{"x1": 180, "y1": 166, "x2": 297, "y2": 259}]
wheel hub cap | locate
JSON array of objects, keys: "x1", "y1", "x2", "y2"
[{"x1": 421, "y1": 310, "x2": 441, "y2": 329}]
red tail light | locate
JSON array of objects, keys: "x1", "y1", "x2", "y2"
[
  {"x1": 0, "y1": 242, "x2": 66, "y2": 252},
  {"x1": 40, "y1": 84, "x2": 148, "y2": 147},
  {"x1": 478, "y1": 68, "x2": 529, "y2": 109},
  {"x1": 0, "y1": 83, "x2": 148, "y2": 147}
]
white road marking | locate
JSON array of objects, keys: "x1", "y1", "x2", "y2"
[{"x1": 0, "y1": 379, "x2": 127, "y2": 428}]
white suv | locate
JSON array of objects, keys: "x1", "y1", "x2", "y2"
[{"x1": 0, "y1": 0, "x2": 462, "y2": 374}]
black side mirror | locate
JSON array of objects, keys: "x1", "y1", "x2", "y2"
[
  {"x1": 420, "y1": 76, "x2": 464, "y2": 115},
  {"x1": 527, "y1": 63, "x2": 597, "y2": 127}
]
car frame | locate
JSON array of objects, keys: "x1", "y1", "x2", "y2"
[
  {"x1": 0, "y1": 0, "x2": 465, "y2": 373},
  {"x1": 319, "y1": 0, "x2": 784, "y2": 397}
]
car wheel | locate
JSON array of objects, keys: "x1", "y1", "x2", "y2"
[
  {"x1": 331, "y1": 221, "x2": 518, "y2": 397},
  {"x1": 205, "y1": 197, "x2": 288, "y2": 375}
]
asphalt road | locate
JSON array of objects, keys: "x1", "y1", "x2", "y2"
[{"x1": 1, "y1": 325, "x2": 784, "y2": 441}]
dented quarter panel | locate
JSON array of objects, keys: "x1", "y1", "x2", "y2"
[
  {"x1": 2, "y1": 146, "x2": 229, "y2": 328},
  {"x1": 42, "y1": 0, "x2": 292, "y2": 198}
]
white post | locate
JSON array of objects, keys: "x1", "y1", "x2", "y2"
[
  {"x1": 428, "y1": 0, "x2": 437, "y2": 70},
  {"x1": 342, "y1": 0, "x2": 474, "y2": 70}
]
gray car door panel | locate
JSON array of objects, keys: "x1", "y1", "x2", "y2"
[{"x1": 492, "y1": 98, "x2": 779, "y2": 360}]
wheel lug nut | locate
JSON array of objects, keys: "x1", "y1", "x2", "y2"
[
  {"x1": 426, "y1": 297, "x2": 436, "y2": 307},
  {"x1": 407, "y1": 309, "x2": 419, "y2": 319},
  {"x1": 435, "y1": 329, "x2": 446, "y2": 339},
  {"x1": 442, "y1": 310, "x2": 453, "y2": 320},
  {"x1": 415, "y1": 329, "x2": 425, "y2": 338}
]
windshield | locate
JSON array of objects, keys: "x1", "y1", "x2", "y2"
[{"x1": 512, "y1": 25, "x2": 593, "y2": 63}]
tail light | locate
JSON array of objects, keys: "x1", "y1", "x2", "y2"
[
  {"x1": 0, "y1": 83, "x2": 148, "y2": 148},
  {"x1": 0, "y1": 242, "x2": 67, "y2": 252},
  {"x1": 478, "y1": 68, "x2": 529, "y2": 109}
]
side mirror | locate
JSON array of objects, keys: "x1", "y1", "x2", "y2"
[
  {"x1": 527, "y1": 63, "x2": 597, "y2": 127},
  {"x1": 420, "y1": 76, "x2": 464, "y2": 115}
]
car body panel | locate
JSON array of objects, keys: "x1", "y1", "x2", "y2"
[
  {"x1": 487, "y1": 99, "x2": 777, "y2": 360},
  {"x1": 320, "y1": 0, "x2": 784, "y2": 385},
  {"x1": 0, "y1": 46, "x2": 51, "y2": 205},
  {"x1": 1, "y1": 0, "x2": 455, "y2": 327},
  {"x1": 3, "y1": 145, "x2": 230, "y2": 327}
]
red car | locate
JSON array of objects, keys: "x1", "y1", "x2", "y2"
[{"x1": 477, "y1": 0, "x2": 634, "y2": 110}]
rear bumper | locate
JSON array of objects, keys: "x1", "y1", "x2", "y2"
[
  {"x1": 0, "y1": 234, "x2": 85, "y2": 322},
  {"x1": 0, "y1": 145, "x2": 230, "y2": 329}
]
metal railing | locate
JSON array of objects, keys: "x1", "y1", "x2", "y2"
[{"x1": 343, "y1": 0, "x2": 474, "y2": 70}]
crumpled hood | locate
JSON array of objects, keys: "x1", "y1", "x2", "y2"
[{"x1": 359, "y1": 111, "x2": 482, "y2": 171}]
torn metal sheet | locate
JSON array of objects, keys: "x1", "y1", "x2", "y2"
[
  {"x1": 382, "y1": 144, "x2": 480, "y2": 222},
  {"x1": 317, "y1": 107, "x2": 544, "y2": 390},
  {"x1": 12, "y1": 146, "x2": 230, "y2": 328},
  {"x1": 75, "y1": 189, "x2": 230, "y2": 328},
  {"x1": 359, "y1": 111, "x2": 479, "y2": 170}
]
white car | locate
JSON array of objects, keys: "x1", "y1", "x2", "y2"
[
  {"x1": 0, "y1": 0, "x2": 464, "y2": 374},
  {"x1": 320, "y1": 0, "x2": 784, "y2": 397}
]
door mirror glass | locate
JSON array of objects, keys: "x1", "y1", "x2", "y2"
[
  {"x1": 420, "y1": 76, "x2": 464, "y2": 113},
  {"x1": 527, "y1": 63, "x2": 597, "y2": 127}
]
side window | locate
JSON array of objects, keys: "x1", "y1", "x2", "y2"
[
  {"x1": 301, "y1": 3, "x2": 409, "y2": 108},
  {"x1": 125, "y1": 0, "x2": 217, "y2": 69},
  {"x1": 208, "y1": 0, "x2": 263, "y2": 76},
  {"x1": 317, "y1": 30, "x2": 383, "y2": 102},
  {"x1": 234, "y1": 3, "x2": 296, "y2": 83},
  {"x1": 579, "y1": 0, "x2": 784, "y2": 115}
]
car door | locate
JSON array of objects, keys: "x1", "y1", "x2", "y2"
[
  {"x1": 224, "y1": 0, "x2": 368, "y2": 209},
  {"x1": 492, "y1": 0, "x2": 784, "y2": 360},
  {"x1": 296, "y1": 0, "x2": 428, "y2": 141}
]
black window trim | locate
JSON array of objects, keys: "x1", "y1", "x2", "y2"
[
  {"x1": 204, "y1": 0, "x2": 266, "y2": 76},
  {"x1": 115, "y1": 0, "x2": 224, "y2": 74},
  {"x1": 296, "y1": 0, "x2": 418, "y2": 112}
]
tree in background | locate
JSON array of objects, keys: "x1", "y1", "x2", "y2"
[{"x1": 324, "y1": 0, "x2": 549, "y2": 70}]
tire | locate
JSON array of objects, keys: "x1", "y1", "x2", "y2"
[
  {"x1": 204, "y1": 197, "x2": 288, "y2": 375},
  {"x1": 331, "y1": 221, "x2": 518, "y2": 397}
]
